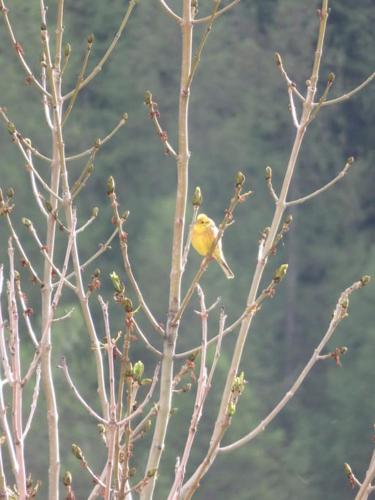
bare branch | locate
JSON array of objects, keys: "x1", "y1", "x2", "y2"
[
  {"x1": 63, "y1": 0, "x2": 138, "y2": 101},
  {"x1": 287, "y1": 157, "x2": 354, "y2": 207},
  {"x1": 219, "y1": 278, "x2": 368, "y2": 453},
  {"x1": 22, "y1": 365, "x2": 41, "y2": 439},
  {"x1": 144, "y1": 91, "x2": 177, "y2": 158},
  {"x1": 66, "y1": 113, "x2": 128, "y2": 162},
  {"x1": 322, "y1": 71, "x2": 375, "y2": 107},
  {"x1": 62, "y1": 35, "x2": 94, "y2": 126},
  {"x1": 0, "y1": 0, "x2": 51, "y2": 96},
  {"x1": 59, "y1": 357, "x2": 107, "y2": 424},
  {"x1": 186, "y1": 0, "x2": 222, "y2": 89},
  {"x1": 4, "y1": 214, "x2": 43, "y2": 285},
  {"x1": 133, "y1": 319, "x2": 162, "y2": 358},
  {"x1": 159, "y1": 0, "x2": 182, "y2": 22},
  {"x1": 288, "y1": 84, "x2": 300, "y2": 128},
  {"x1": 193, "y1": 0, "x2": 240, "y2": 24},
  {"x1": 274, "y1": 52, "x2": 305, "y2": 102},
  {"x1": 168, "y1": 284, "x2": 209, "y2": 499}
]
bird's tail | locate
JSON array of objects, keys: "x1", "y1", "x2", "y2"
[{"x1": 217, "y1": 257, "x2": 234, "y2": 279}]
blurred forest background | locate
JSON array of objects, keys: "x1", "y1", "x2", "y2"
[{"x1": 0, "y1": 0, "x2": 374, "y2": 498}]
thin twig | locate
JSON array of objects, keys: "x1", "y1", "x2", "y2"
[
  {"x1": 288, "y1": 84, "x2": 300, "y2": 128},
  {"x1": 4, "y1": 215, "x2": 42, "y2": 285},
  {"x1": 62, "y1": 36, "x2": 94, "y2": 126},
  {"x1": 63, "y1": 0, "x2": 138, "y2": 101},
  {"x1": 287, "y1": 157, "x2": 354, "y2": 206},
  {"x1": 66, "y1": 114, "x2": 128, "y2": 161},
  {"x1": 144, "y1": 91, "x2": 177, "y2": 157},
  {"x1": 274, "y1": 52, "x2": 305, "y2": 102},
  {"x1": 193, "y1": 0, "x2": 240, "y2": 24},
  {"x1": 58, "y1": 357, "x2": 107, "y2": 424},
  {"x1": 133, "y1": 319, "x2": 162, "y2": 357},
  {"x1": 0, "y1": 0, "x2": 51, "y2": 96},
  {"x1": 22, "y1": 365, "x2": 41, "y2": 439},
  {"x1": 159, "y1": 0, "x2": 182, "y2": 23},
  {"x1": 322, "y1": 71, "x2": 375, "y2": 107},
  {"x1": 186, "y1": 0, "x2": 222, "y2": 90},
  {"x1": 15, "y1": 277, "x2": 38, "y2": 347}
]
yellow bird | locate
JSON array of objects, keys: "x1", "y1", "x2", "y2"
[{"x1": 191, "y1": 213, "x2": 234, "y2": 279}]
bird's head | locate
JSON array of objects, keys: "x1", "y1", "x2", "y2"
[{"x1": 195, "y1": 213, "x2": 214, "y2": 228}]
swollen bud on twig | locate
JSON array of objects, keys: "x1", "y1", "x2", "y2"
[
  {"x1": 64, "y1": 43, "x2": 72, "y2": 58},
  {"x1": 360, "y1": 275, "x2": 371, "y2": 286},
  {"x1": 107, "y1": 176, "x2": 115, "y2": 195},
  {"x1": 144, "y1": 91, "x2": 153, "y2": 106},
  {"x1": 227, "y1": 402, "x2": 236, "y2": 417},
  {"x1": 71, "y1": 443, "x2": 84, "y2": 461},
  {"x1": 109, "y1": 271, "x2": 124, "y2": 293},
  {"x1": 22, "y1": 217, "x2": 32, "y2": 228},
  {"x1": 63, "y1": 471, "x2": 72, "y2": 487},
  {"x1": 123, "y1": 297, "x2": 133, "y2": 313},
  {"x1": 274, "y1": 52, "x2": 282, "y2": 67},
  {"x1": 265, "y1": 166, "x2": 272, "y2": 182},
  {"x1": 87, "y1": 33, "x2": 94, "y2": 45},
  {"x1": 91, "y1": 207, "x2": 99, "y2": 218},
  {"x1": 327, "y1": 72, "x2": 335, "y2": 84},
  {"x1": 343, "y1": 463, "x2": 352, "y2": 477},
  {"x1": 273, "y1": 264, "x2": 288, "y2": 283},
  {"x1": 133, "y1": 360, "x2": 145, "y2": 382},
  {"x1": 6, "y1": 187, "x2": 15, "y2": 199},
  {"x1": 235, "y1": 171, "x2": 245, "y2": 188},
  {"x1": 347, "y1": 156, "x2": 355, "y2": 166},
  {"x1": 192, "y1": 186, "x2": 202, "y2": 207},
  {"x1": 7, "y1": 121, "x2": 16, "y2": 134}
]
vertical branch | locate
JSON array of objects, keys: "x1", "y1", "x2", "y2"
[
  {"x1": 39, "y1": 6, "x2": 62, "y2": 497},
  {"x1": 141, "y1": 1, "x2": 193, "y2": 497},
  {"x1": 168, "y1": 285, "x2": 208, "y2": 499},
  {"x1": 99, "y1": 297, "x2": 116, "y2": 500},
  {"x1": 8, "y1": 239, "x2": 27, "y2": 498}
]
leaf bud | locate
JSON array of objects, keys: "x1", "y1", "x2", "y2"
[
  {"x1": 107, "y1": 176, "x2": 115, "y2": 195},
  {"x1": 274, "y1": 52, "x2": 282, "y2": 67},
  {"x1": 343, "y1": 463, "x2": 352, "y2": 476},
  {"x1": 64, "y1": 43, "x2": 71, "y2": 58},
  {"x1": 7, "y1": 122, "x2": 16, "y2": 134},
  {"x1": 141, "y1": 377, "x2": 152, "y2": 385},
  {"x1": 109, "y1": 271, "x2": 124, "y2": 293},
  {"x1": 227, "y1": 402, "x2": 236, "y2": 416},
  {"x1": 327, "y1": 72, "x2": 335, "y2": 84},
  {"x1": 87, "y1": 33, "x2": 95, "y2": 45},
  {"x1": 235, "y1": 171, "x2": 245, "y2": 187},
  {"x1": 91, "y1": 206, "x2": 99, "y2": 218},
  {"x1": 6, "y1": 187, "x2": 15, "y2": 198},
  {"x1": 273, "y1": 264, "x2": 288, "y2": 283},
  {"x1": 265, "y1": 166, "x2": 272, "y2": 181},
  {"x1": 71, "y1": 443, "x2": 83, "y2": 461},
  {"x1": 133, "y1": 360, "x2": 145, "y2": 381},
  {"x1": 347, "y1": 156, "x2": 355, "y2": 166},
  {"x1": 63, "y1": 471, "x2": 72, "y2": 487},
  {"x1": 192, "y1": 186, "x2": 202, "y2": 207},
  {"x1": 360, "y1": 275, "x2": 371, "y2": 286},
  {"x1": 123, "y1": 297, "x2": 133, "y2": 313},
  {"x1": 22, "y1": 217, "x2": 32, "y2": 228},
  {"x1": 144, "y1": 91, "x2": 153, "y2": 106}
]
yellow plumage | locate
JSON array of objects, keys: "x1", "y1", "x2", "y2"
[{"x1": 191, "y1": 213, "x2": 234, "y2": 279}]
